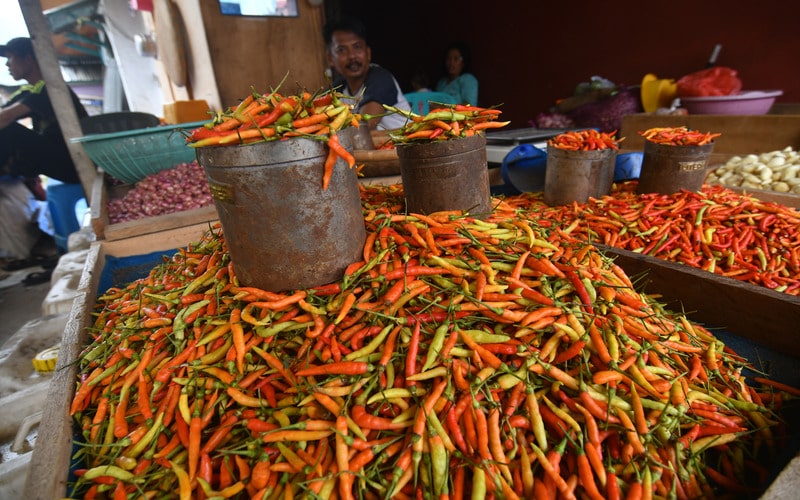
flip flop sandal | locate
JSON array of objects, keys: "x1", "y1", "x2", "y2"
[
  {"x1": 3, "y1": 257, "x2": 42, "y2": 271},
  {"x1": 22, "y1": 269, "x2": 53, "y2": 286},
  {"x1": 3, "y1": 254, "x2": 59, "y2": 271}
]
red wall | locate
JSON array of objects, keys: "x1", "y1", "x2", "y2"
[{"x1": 332, "y1": 0, "x2": 800, "y2": 128}]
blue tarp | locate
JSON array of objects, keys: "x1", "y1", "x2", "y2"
[{"x1": 98, "y1": 250, "x2": 178, "y2": 294}]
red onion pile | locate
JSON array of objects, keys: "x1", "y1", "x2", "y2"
[{"x1": 107, "y1": 161, "x2": 214, "y2": 224}]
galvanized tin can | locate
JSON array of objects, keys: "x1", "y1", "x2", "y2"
[
  {"x1": 396, "y1": 134, "x2": 491, "y2": 216},
  {"x1": 196, "y1": 130, "x2": 366, "y2": 292},
  {"x1": 543, "y1": 146, "x2": 616, "y2": 206},
  {"x1": 351, "y1": 123, "x2": 375, "y2": 150},
  {"x1": 636, "y1": 141, "x2": 715, "y2": 195}
]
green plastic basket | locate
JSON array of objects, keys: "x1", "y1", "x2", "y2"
[{"x1": 71, "y1": 121, "x2": 206, "y2": 184}]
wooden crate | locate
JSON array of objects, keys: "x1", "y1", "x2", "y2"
[
  {"x1": 89, "y1": 169, "x2": 219, "y2": 241},
  {"x1": 25, "y1": 225, "x2": 800, "y2": 498}
]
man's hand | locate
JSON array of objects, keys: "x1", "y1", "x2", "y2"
[{"x1": 0, "y1": 101, "x2": 31, "y2": 130}]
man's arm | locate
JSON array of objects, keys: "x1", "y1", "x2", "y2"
[
  {"x1": 360, "y1": 100, "x2": 385, "y2": 130},
  {"x1": 0, "y1": 101, "x2": 31, "y2": 130}
]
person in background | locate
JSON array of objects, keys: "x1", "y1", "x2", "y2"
[
  {"x1": 0, "y1": 37, "x2": 88, "y2": 276},
  {"x1": 323, "y1": 16, "x2": 410, "y2": 131},
  {"x1": 0, "y1": 37, "x2": 88, "y2": 185},
  {"x1": 436, "y1": 42, "x2": 479, "y2": 106}
]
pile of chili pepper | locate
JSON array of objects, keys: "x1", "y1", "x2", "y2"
[
  {"x1": 185, "y1": 88, "x2": 359, "y2": 190},
  {"x1": 384, "y1": 103, "x2": 510, "y2": 143},
  {"x1": 68, "y1": 186, "x2": 796, "y2": 499},
  {"x1": 639, "y1": 126, "x2": 721, "y2": 146},
  {"x1": 548, "y1": 129, "x2": 623, "y2": 151},
  {"x1": 504, "y1": 182, "x2": 800, "y2": 295}
]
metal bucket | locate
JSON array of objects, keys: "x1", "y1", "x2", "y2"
[
  {"x1": 636, "y1": 141, "x2": 715, "y2": 195},
  {"x1": 543, "y1": 146, "x2": 616, "y2": 206},
  {"x1": 396, "y1": 134, "x2": 492, "y2": 216},
  {"x1": 351, "y1": 123, "x2": 374, "y2": 150},
  {"x1": 196, "y1": 130, "x2": 366, "y2": 292}
]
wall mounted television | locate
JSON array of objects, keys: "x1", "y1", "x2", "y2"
[{"x1": 219, "y1": 0, "x2": 298, "y2": 17}]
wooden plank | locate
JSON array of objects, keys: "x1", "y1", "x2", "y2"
[
  {"x1": 598, "y1": 244, "x2": 800, "y2": 358},
  {"x1": 153, "y1": 0, "x2": 188, "y2": 87},
  {"x1": 23, "y1": 262, "x2": 98, "y2": 499},
  {"x1": 174, "y1": 0, "x2": 221, "y2": 110},
  {"x1": 102, "y1": 205, "x2": 219, "y2": 241},
  {"x1": 620, "y1": 114, "x2": 800, "y2": 155},
  {"x1": 353, "y1": 149, "x2": 400, "y2": 177},
  {"x1": 198, "y1": 0, "x2": 326, "y2": 108},
  {"x1": 98, "y1": 221, "x2": 215, "y2": 256}
]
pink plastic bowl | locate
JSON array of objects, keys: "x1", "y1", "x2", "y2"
[{"x1": 680, "y1": 90, "x2": 783, "y2": 115}]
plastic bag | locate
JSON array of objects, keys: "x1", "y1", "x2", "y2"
[
  {"x1": 0, "y1": 177, "x2": 41, "y2": 259},
  {"x1": 500, "y1": 144, "x2": 547, "y2": 194},
  {"x1": 567, "y1": 86, "x2": 641, "y2": 133},
  {"x1": 614, "y1": 152, "x2": 643, "y2": 182},
  {"x1": 676, "y1": 67, "x2": 742, "y2": 97}
]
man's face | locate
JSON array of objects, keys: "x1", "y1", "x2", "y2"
[
  {"x1": 327, "y1": 30, "x2": 371, "y2": 82},
  {"x1": 5, "y1": 52, "x2": 34, "y2": 81}
]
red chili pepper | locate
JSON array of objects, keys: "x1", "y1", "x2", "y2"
[{"x1": 549, "y1": 129, "x2": 622, "y2": 151}]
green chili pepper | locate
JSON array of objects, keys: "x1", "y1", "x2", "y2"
[{"x1": 420, "y1": 322, "x2": 449, "y2": 373}]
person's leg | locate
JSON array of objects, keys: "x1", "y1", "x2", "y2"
[
  {"x1": 0, "y1": 177, "x2": 42, "y2": 262},
  {"x1": 0, "y1": 123, "x2": 82, "y2": 184}
]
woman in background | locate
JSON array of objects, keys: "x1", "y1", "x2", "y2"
[{"x1": 435, "y1": 42, "x2": 478, "y2": 106}]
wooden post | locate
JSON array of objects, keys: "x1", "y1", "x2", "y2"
[{"x1": 18, "y1": 0, "x2": 97, "y2": 203}]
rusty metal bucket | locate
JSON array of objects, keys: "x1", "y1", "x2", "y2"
[
  {"x1": 636, "y1": 141, "x2": 715, "y2": 195},
  {"x1": 196, "y1": 130, "x2": 366, "y2": 292},
  {"x1": 543, "y1": 146, "x2": 616, "y2": 206},
  {"x1": 396, "y1": 134, "x2": 492, "y2": 216}
]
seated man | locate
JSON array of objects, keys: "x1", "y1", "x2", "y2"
[
  {"x1": 323, "y1": 16, "x2": 410, "y2": 131},
  {"x1": 0, "y1": 37, "x2": 88, "y2": 276},
  {"x1": 0, "y1": 37, "x2": 88, "y2": 185}
]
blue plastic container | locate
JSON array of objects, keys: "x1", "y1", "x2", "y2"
[
  {"x1": 46, "y1": 181, "x2": 87, "y2": 253},
  {"x1": 498, "y1": 146, "x2": 644, "y2": 195}
]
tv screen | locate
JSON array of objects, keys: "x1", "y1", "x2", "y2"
[{"x1": 219, "y1": 0, "x2": 298, "y2": 17}]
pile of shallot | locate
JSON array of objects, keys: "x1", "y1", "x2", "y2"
[{"x1": 106, "y1": 161, "x2": 214, "y2": 224}]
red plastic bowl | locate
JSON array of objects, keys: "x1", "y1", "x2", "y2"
[{"x1": 679, "y1": 90, "x2": 783, "y2": 115}]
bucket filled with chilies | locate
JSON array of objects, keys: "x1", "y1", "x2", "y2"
[
  {"x1": 543, "y1": 129, "x2": 623, "y2": 206},
  {"x1": 636, "y1": 126, "x2": 720, "y2": 195},
  {"x1": 187, "y1": 88, "x2": 367, "y2": 292},
  {"x1": 385, "y1": 103, "x2": 509, "y2": 217}
]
